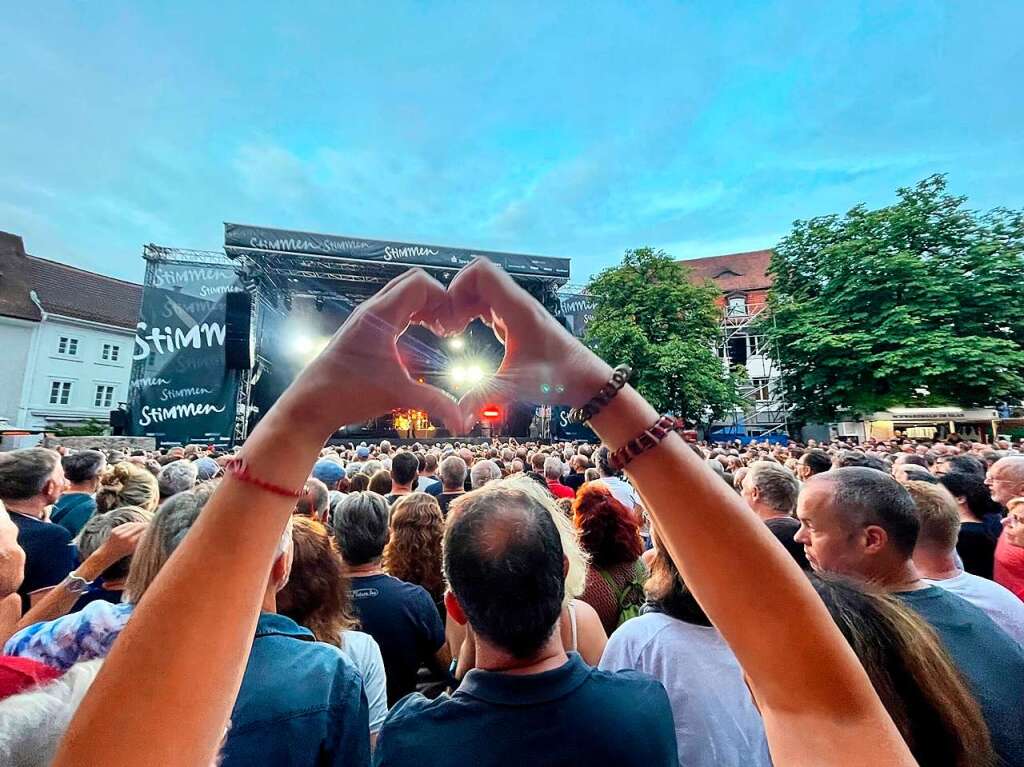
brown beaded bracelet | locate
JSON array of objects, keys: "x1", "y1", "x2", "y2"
[
  {"x1": 569, "y1": 365, "x2": 632, "y2": 423},
  {"x1": 607, "y1": 415, "x2": 681, "y2": 472}
]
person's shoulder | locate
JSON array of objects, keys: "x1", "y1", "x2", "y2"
[
  {"x1": 583, "y1": 663, "x2": 672, "y2": 711},
  {"x1": 342, "y1": 629, "x2": 383, "y2": 662},
  {"x1": 19, "y1": 518, "x2": 72, "y2": 543}
]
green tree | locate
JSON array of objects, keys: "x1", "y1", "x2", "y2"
[
  {"x1": 584, "y1": 247, "x2": 743, "y2": 423},
  {"x1": 50, "y1": 419, "x2": 109, "y2": 437},
  {"x1": 766, "y1": 175, "x2": 1024, "y2": 422}
]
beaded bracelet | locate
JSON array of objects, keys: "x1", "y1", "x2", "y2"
[
  {"x1": 607, "y1": 415, "x2": 681, "y2": 472},
  {"x1": 569, "y1": 365, "x2": 632, "y2": 423},
  {"x1": 225, "y1": 458, "x2": 304, "y2": 499}
]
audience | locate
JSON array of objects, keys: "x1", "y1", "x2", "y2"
[
  {"x1": 906, "y1": 481, "x2": 1024, "y2": 646},
  {"x1": 95, "y1": 462, "x2": 159, "y2": 514},
  {"x1": 937, "y1": 471, "x2": 1002, "y2": 578},
  {"x1": 600, "y1": 534, "x2": 771, "y2": 767},
  {"x1": 157, "y1": 460, "x2": 198, "y2": 501},
  {"x1": 382, "y1": 493, "x2": 446, "y2": 617},
  {"x1": 385, "y1": 452, "x2": 419, "y2": 504},
  {"x1": 987, "y1": 457, "x2": 1024, "y2": 598},
  {"x1": 468, "y1": 459, "x2": 501, "y2": 490},
  {"x1": 295, "y1": 477, "x2": 330, "y2": 522},
  {"x1": 52, "y1": 450, "x2": 106, "y2": 537},
  {"x1": 543, "y1": 456, "x2": 574, "y2": 499},
  {"x1": 435, "y1": 456, "x2": 468, "y2": 516},
  {"x1": 740, "y1": 461, "x2": 808, "y2": 569},
  {"x1": 333, "y1": 492, "x2": 447, "y2": 706},
  {"x1": 368, "y1": 469, "x2": 392, "y2": 496},
  {"x1": 795, "y1": 467, "x2": 1024, "y2": 765},
  {"x1": 573, "y1": 483, "x2": 647, "y2": 634}
]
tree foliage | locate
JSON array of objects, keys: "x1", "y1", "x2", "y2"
[
  {"x1": 766, "y1": 175, "x2": 1024, "y2": 422},
  {"x1": 584, "y1": 247, "x2": 743, "y2": 423}
]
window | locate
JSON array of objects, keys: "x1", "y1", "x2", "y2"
[
  {"x1": 57, "y1": 336, "x2": 80, "y2": 356},
  {"x1": 101, "y1": 344, "x2": 120, "y2": 362},
  {"x1": 49, "y1": 381, "x2": 72, "y2": 405},
  {"x1": 94, "y1": 384, "x2": 115, "y2": 408},
  {"x1": 727, "y1": 296, "x2": 747, "y2": 317},
  {"x1": 751, "y1": 377, "x2": 771, "y2": 402},
  {"x1": 746, "y1": 335, "x2": 764, "y2": 357}
]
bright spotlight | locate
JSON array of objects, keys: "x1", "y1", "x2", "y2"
[
  {"x1": 292, "y1": 334, "x2": 315, "y2": 356},
  {"x1": 447, "y1": 337, "x2": 465, "y2": 351},
  {"x1": 450, "y1": 365, "x2": 467, "y2": 385},
  {"x1": 465, "y1": 364, "x2": 484, "y2": 384},
  {"x1": 449, "y1": 360, "x2": 487, "y2": 387}
]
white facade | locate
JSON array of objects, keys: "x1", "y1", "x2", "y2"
[
  {"x1": 15, "y1": 312, "x2": 133, "y2": 430},
  {"x1": 0, "y1": 316, "x2": 37, "y2": 427}
]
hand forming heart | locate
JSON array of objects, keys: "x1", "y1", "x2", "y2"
[{"x1": 278, "y1": 259, "x2": 613, "y2": 439}]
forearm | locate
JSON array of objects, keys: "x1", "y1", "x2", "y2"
[
  {"x1": 53, "y1": 399, "x2": 326, "y2": 767},
  {"x1": 15, "y1": 552, "x2": 113, "y2": 632},
  {"x1": 589, "y1": 387, "x2": 880, "y2": 712}
]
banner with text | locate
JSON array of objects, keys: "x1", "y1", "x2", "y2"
[
  {"x1": 128, "y1": 262, "x2": 241, "y2": 444},
  {"x1": 224, "y1": 223, "x2": 571, "y2": 279},
  {"x1": 559, "y1": 292, "x2": 594, "y2": 339}
]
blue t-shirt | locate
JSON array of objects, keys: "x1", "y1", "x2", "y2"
[
  {"x1": 10, "y1": 513, "x2": 74, "y2": 612},
  {"x1": 897, "y1": 585, "x2": 1024, "y2": 766},
  {"x1": 219, "y1": 612, "x2": 370, "y2": 767},
  {"x1": 373, "y1": 653, "x2": 677, "y2": 767},
  {"x1": 50, "y1": 492, "x2": 97, "y2": 538},
  {"x1": 351, "y1": 574, "x2": 446, "y2": 705}
]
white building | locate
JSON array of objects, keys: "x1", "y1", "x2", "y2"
[{"x1": 0, "y1": 232, "x2": 141, "y2": 430}]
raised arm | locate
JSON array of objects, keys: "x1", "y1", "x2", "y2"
[
  {"x1": 53, "y1": 270, "x2": 463, "y2": 767},
  {"x1": 448, "y1": 259, "x2": 914, "y2": 767}
]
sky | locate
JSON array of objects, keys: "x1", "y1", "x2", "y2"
[{"x1": 2, "y1": 2, "x2": 1022, "y2": 287}]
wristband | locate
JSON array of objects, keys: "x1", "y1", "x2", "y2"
[
  {"x1": 570, "y1": 365, "x2": 631, "y2": 423},
  {"x1": 607, "y1": 415, "x2": 681, "y2": 472},
  {"x1": 225, "y1": 458, "x2": 305, "y2": 499},
  {"x1": 64, "y1": 571, "x2": 93, "y2": 596}
]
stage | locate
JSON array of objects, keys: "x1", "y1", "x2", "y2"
[{"x1": 128, "y1": 225, "x2": 592, "y2": 446}]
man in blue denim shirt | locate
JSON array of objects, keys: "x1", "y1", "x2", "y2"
[{"x1": 218, "y1": 519, "x2": 370, "y2": 767}]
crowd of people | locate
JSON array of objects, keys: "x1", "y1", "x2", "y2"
[{"x1": 0, "y1": 259, "x2": 1021, "y2": 766}]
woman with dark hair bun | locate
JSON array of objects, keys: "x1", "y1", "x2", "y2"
[
  {"x1": 573, "y1": 482, "x2": 646, "y2": 634},
  {"x1": 938, "y1": 472, "x2": 1003, "y2": 579}
]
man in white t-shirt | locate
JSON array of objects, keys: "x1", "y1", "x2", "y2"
[
  {"x1": 595, "y1": 446, "x2": 641, "y2": 512},
  {"x1": 907, "y1": 481, "x2": 1024, "y2": 647}
]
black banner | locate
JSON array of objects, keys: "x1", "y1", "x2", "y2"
[
  {"x1": 224, "y1": 223, "x2": 571, "y2": 279},
  {"x1": 128, "y1": 262, "x2": 241, "y2": 444},
  {"x1": 559, "y1": 292, "x2": 594, "y2": 339},
  {"x1": 550, "y1": 406, "x2": 596, "y2": 441}
]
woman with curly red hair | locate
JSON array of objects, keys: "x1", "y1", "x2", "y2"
[
  {"x1": 574, "y1": 482, "x2": 647, "y2": 635},
  {"x1": 382, "y1": 493, "x2": 445, "y2": 618}
]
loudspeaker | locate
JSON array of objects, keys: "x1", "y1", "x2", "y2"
[
  {"x1": 109, "y1": 408, "x2": 129, "y2": 436},
  {"x1": 224, "y1": 292, "x2": 254, "y2": 370}
]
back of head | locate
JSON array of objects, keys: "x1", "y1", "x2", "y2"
[
  {"x1": 895, "y1": 453, "x2": 929, "y2": 469},
  {"x1": 96, "y1": 462, "x2": 160, "y2": 514},
  {"x1": 571, "y1": 482, "x2": 642, "y2": 568},
  {"x1": 123, "y1": 485, "x2": 214, "y2": 602},
  {"x1": 348, "y1": 473, "x2": 370, "y2": 493},
  {"x1": 423, "y1": 453, "x2": 439, "y2": 474},
  {"x1": 814, "y1": 467, "x2": 920, "y2": 558},
  {"x1": 898, "y1": 465, "x2": 938, "y2": 484},
  {"x1": 470, "y1": 459, "x2": 500, "y2": 490},
  {"x1": 809, "y1": 574, "x2": 995, "y2": 767},
  {"x1": 311, "y1": 458, "x2": 346, "y2": 488},
  {"x1": 444, "y1": 483, "x2": 565, "y2": 658},
  {"x1": 62, "y1": 450, "x2": 106, "y2": 485},
  {"x1": 382, "y1": 493, "x2": 444, "y2": 597},
  {"x1": 936, "y1": 454, "x2": 986, "y2": 480},
  {"x1": 905, "y1": 481, "x2": 960, "y2": 552},
  {"x1": 277, "y1": 516, "x2": 356, "y2": 647},
  {"x1": 75, "y1": 506, "x2": 153, "y2": 582},
  {"x1": 542, "y1": 456, "x2": 563, "y2": 481},
  {"x1": 157, "y1": 460, "x2": 198, "y2": 499},
  {"x1": 800, "y1": 449, "x2": 833, "y2": 476},
  {"x1": 0, "y1": 448, "x2": 59, "y2": 501},
  {"x1": 835, "y1": 451, "x2": 888, "y2": 473},
  {"x1": 596, "y1": 446, "x2": 620, "y2": 478},
  {"x1": 390, "y1": 451, "x2": 419, "y2": 487},
  {"x1": 645, "y1": 531, "x2": 711, "y2": 627},
  {"x1": 439, "y1": 455, "x2": 468, "y2": 491},
  {"x1": 530, "y1": 451, "x2": 546, "y2": 472},
  {"x1": 938, "y1": 471, "x2": 1003, "y2": 520},
  {"x1": 297, "y1": 477, "x2": 330, "y2": 520},
  {"x1": 746, "y1": 461, "x2": 800, "y2": 515},
  {"x1": 367, "y1": 469, "x2": 392, "y2": 496},
  {"x1": 332, "y1": 491, "x2": 390, "y2": 565}
]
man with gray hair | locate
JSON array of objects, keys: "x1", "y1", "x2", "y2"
[
  {"x1": 436, "y1": 455, "x2": 468, "y2": 516},
  {"x1": 741, "y1": 461, "x2": 807, "y2": 569},
  {"x1": 0, "y1": 449, "x2": 74, "y2": 610},
  {"x1": 543, "y1": 456, "x2": 574, "y2": 499},
  {"x1": 157, "y1": 459, "x2": 198, "y2": 501},
  {"x1": 470, "y1": 459, "x2": 502, "y2": 490}
]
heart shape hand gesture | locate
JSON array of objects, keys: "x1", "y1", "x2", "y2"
[{"x1": 278, "y1": 259, "x2": 613, "y2": 439}]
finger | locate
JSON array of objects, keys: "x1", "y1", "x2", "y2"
[
  {"x1": 370, "y1": 269, "x2": 450, "y2": 331},
  {"x1": 446, "y1": 258, "x2": 540, "y2": 334},
  {"x1": 400, "y1": 380, "x2": 465, "y2": 436}
]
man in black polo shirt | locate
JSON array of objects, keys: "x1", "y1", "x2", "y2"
[
  {"x1": 0, "y1": 448, "x2": 75, "y2": 611},
  {"x1": 374, "y1": 481, "x2": 677, "y2": 766}
]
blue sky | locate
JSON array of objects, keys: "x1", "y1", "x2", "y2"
[{"x1": 2, "y1": 2, "x2": 1022, "y2": 286}]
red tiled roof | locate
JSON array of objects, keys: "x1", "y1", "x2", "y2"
[
  {"x1": 0, "y1": 231, "x2": 143, "y2": 329},
  {"x1": 679, "y1": 249, "x2": 774, "y2": 293}
]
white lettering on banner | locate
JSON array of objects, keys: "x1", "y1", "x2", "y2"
[
  {"x1": 138, "y1": 403, "x2": 227, "y2": 427},
  {"x1": 198, "y1": 284, "x2": 233, "y2": 298},
  {"x1": 382, "y1": 246, "x2": 440, "y2": 262},
  {"x1": 152, "y1": 268, "x2": 233, "y2": 288},
  {"x1": 559, "y1": 409, "x2": 571, "y2": 429},
  {"x1": 160, "y1": 386, "x2": 214, "y2": 402},
  {"x1": 248, "y1": 236, "x2": 371, "y2": 254},
  {"x1": 129, "y1": 376, "x2": 171, "y2": 391},
  {"x1": 133, "y1": 321, "x2": 226, "y2": 361}
]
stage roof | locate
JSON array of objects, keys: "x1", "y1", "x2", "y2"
[{"x1": 223, "y1": 223, "x2": 570, "y2": 283}]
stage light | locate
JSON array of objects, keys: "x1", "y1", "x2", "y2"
[
  {"x1": 292, "y1": 334, "x2": 316, "y2": 356},
  {"x1": 481, "y1": 404, "x2": 501, "y2": 420},
  {"x1": 448, "y1": 360, "x2": 487, "y2": 387},
  {"x1": 465, "y1": 364, "x2": 484, "y2": 384},
  {"x1": 447, "y1": 337, "x2": 465, "y2": 351}
]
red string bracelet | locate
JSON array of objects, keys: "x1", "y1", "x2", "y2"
[{"x1": 225, "y1": 458, "x2": 304, "y2": 499}]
